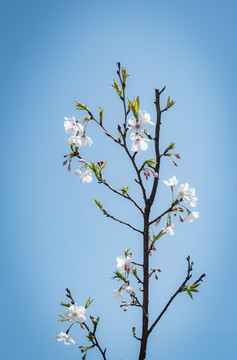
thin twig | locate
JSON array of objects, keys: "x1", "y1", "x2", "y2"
[
  {"x1": 149, "y1": 200, "x2": 179, "y2": 226},
  {"x1": 99, "y1": 177, "x2": 144, "y2": 214},
  {"x1": 84, "y1": 323, "x2": 107, "y2": 360},
  {"x1": 102, "y1": 208, "x2": 143, "y2": 234},
  {"x1": 148, "y1": 256, "x2": 195, "y2": 335}
]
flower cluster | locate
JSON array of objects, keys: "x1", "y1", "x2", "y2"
[
  {"x1": 128, "y1": 111, "x2": 154, "y2": 152},
  {"x1": 160, "y1": 176, "x2": 199, "y2": 235},
  {"x1": 64, "y1": 116, "x2": 93, "y2": 148},
  {"x1": 56, "y1": 304, "x2": 86, "y2": 346}
]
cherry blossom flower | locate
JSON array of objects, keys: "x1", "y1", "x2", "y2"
[
  {"x1": 77, "y1": 134, "x2": 93, "y2": 147},
  {"x1": 74, "y1": 169, "x2": 82, "y2": 175},
  {"x1": 130, "y1": 133, "x2": 148, "y2": 152},
  {"x1": 64, "y1": 304, "x2": 86, "y2": 324},
  {"x1": 176, "y1": 183, "x2": 197, "y2": 207},
  {"x1": 113, "y1": 289, "x2": 124, "y2": 299},
  {"x1": 126, "y1": 286, "x2": 133, "y2": 294},
  {"x1": 55, "y1": 332, "x2": 75, "y2": 345},
  {"x1": 185, "y1": 211, "x2": 199, "y2": 223},
  {"x1": 80, "y1": 170, "x2": 92, "y2": 184},
  {"x1": 163, "y1": 223, "x2": 175, "y2": 235},
  {"x1": 64, "y1": 117, "x2": 83, "y2": 134},
  {"x1": 116, "y1": 256, "x2": 133, "y2": 272},
  {"x1": 128, "y1": 118, "x2": 146, "y2": 132},
  {"x1": 163, "y1": 176, "x2": 179, "y2": 187},
  {"x1": 139, "y1": 110, "x2": 155, "y2": 125}
]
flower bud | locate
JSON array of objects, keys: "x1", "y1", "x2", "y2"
[
  {"x1": 175, "y1": 154, "x2": 181, "y2": 159},
  {"x1": 104, "y1": 130, "x2": 109, "y2": 135},
  {"x1": 123, "y1": 307, "x2": 128, "y2": 312},
  {"x1": 153, "y1": 172, "x2": 159, "y2": 178},
  {"x1": 80, "y1": 324, "x2": 85, "y2": 329},
  {"x1": 173, "y1": 161, "x2": 178, "y2": 167},
  {"x1": 157, "y1": 268, "x2": 162, "y2": 272},
  {"x1": 180, "y1": 216, "x2": 184, "y2": 223}
]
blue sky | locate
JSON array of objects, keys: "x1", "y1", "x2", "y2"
[{"x1": 1, "y1": 0, "x2": 236, "y2": 359}]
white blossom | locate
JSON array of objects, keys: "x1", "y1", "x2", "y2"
[
  {"x1": 185, "y1": 211, "x2": 199, "y2": 223},
  {"x1": 64, "y1": 304, "x2": 86, "y2": 324},
  {"x1": 77, "y1": 134, "x2": 93, "y2": 147},
  {"x1": 67, "y1": 134, "x2": 92, "y2": 147},
  {"x1": 163, "y1": 223, "x2": 175, "y2": 236},
  {"x1": 116, "y1": 256, "x2": 133, "y2": 272},
  {"x1": 64, "y1": 117, "x2": 83, "y2": 134},
  {"x1": 55, "y1": 332, "x2": 75, "y2": 345},
  {"x1": 176, "y1": 183, "x2": 198, "y2": 207},
  {"x1": 139, "y1": 110, "x2": 155, "y2": 125},
  {"x1": 130, "y1": 133, "x2": 148, "y2": 152},
  {"x1": 163, "y1": 176, "x2": 179, "y2": 187},
  {"x1": 126, "y1": 286, "x2": 133, "y2": 294},
  {"x1": 80, "y1": 170, "x2": 92, "y2": 184},
  {"x1": 74, "y1": 169, "x2": 82, "y2": 175},
  {"x1": 113, "y1": 289, "x2": 124, "y2": 299},
  {"x1": 128, "y1": 118, "x2": 146, "y2": 132}
]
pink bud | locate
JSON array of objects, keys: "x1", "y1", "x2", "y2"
[
  {"x1": 104, "y1": 130, "x2": 109, "y2": 135},
  {"x1": 123, "y1": 307, "x2": 128, "y2": 312},
  {"x1": 155, "y1": 218, "x2": 161, "y2": 227},
  {"x1": 174, "y1": 213, "x2": 177, "y2": 216},
  {"x1": 153, "y1": 172, "x2": 159, "y2": 178},
  {"x1": 80, "y1": 324, "x2": 85, "y2": 329},
  {"x1": 173, "y1": 161, "x2": 178, "y2": 167},
  {"x1": 155, "y1": 274, "x2": 158, "y2": 280},
  {"x1": 62, "y1": 160, "x2": 67, "y2": 166},
  {"x1": 157, "y1": 268, "x2": 162, "y2": 272},
  {"x1": 78, "y1": 159, "x2": 85, "y2": 163},
  {"x1": 180, "y1": 216, "x2": 184, "y2": 223},
  {"x1": 175, "y1": 154, "x2": 181, "y2": 159},
  {"x1": 179, "y1": 207, "x2": 184, "y2": 212},
  {"x1": 149, "y1": 251, "x2": 152, "y2": 256},
  {"x1": 152, "y1": 245, "x2": 156, "y2": 251}
]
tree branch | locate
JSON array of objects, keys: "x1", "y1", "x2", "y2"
[
  {"x1": 102, "y1": 208, "x2": 143, "y2": 234},
  {"x1": 98, "y1": 177, "x2": 144, "y2": 214},
  {"x1": 149, "y1": 200, "x2": 179, "y2": 226},
  {"x1": 148, "y1": 256, "x2": 195, "y2": 335},
  {"x1": 84, "y1": 323, "x2": 107, "y2": 360}
]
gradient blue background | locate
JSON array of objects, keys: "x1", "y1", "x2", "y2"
[{"x1": 1, "y1": 0, "x2": 236, "y2": 359}]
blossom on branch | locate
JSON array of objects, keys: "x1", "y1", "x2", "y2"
[
  {"x1": 64, "y1": 304, "x2": 86, "y2": 324},
  {"x1": 130, "y1": 133, "x2": 148, "y2": 152},
  {"x1": 185, "y1": 211, "x2": 199, "y2": 223},
  {"x1": 163, "y1": 176, "x2": 179, "y2": 187},
  {"x1": 113, "y1": 289, "x2": 124, "y2": 298},
  {"x1": 80, "y1": 170, "x2": 92, "y2": 183},
  {"x1": 176, "y1": 183, "x2": 198, "y2": 207},
  {"x1": 64, "y1": 116, "x2": 83, "y2": 134},
  {"x1": 116, "y1": 255, "x2": 133, "y2": 272},
  {"x1": 163, "y1": 223, "x2": 175, "y2": 236},
  {"x1": 55, "y1": 332, "x2": 75, "y2": 345}
]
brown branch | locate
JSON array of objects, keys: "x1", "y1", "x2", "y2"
[
  {"x1": 148, "y1": 256, "x2": 198, "y2": 335},
  {"x1": 84, "y1": 323, "x2": 107, "y2": 360},
  {"x1": 102, "y1": 208, "x2": 143, "y2": 234},
  {"x1": 66, "y1": 288, "x2": 75, "y2": 304},
  {"x1": 99, "y1": 177, "x2": 144, "y2": 214},
  {"x1": 149, "y1": 200, "x2": 179, "y2": 226},
  {"x1": 148, "y1": 89, "x2": 162, "y2": 207}
]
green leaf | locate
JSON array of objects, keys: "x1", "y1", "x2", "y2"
[
  {"x1": 122, "y1": 67, "x2": 129, "y2": 84},
  {"x1": 74, "y1": 100, "x2": 89, "y2": 112},
  {"x1": 166, "y1": 96, "x2": 175, "y2": 109},
  {"x1": 60, "y1": 302, "x2": 70, "y2": 308},
  {"x1": 98, "y1": 161, "x2": 107, "y2": 174},
  {"x1": 112, "y1": 80, "x2": 122, "y2": 96},
  {"x1": 87, "y1": 331, "x2": 94, "y2": 343},
  {"x1": 85, "y1": 296, "x2": 94, "y2": 309},
  {"x1": 99, "y1": 107, "x2": 103, "y2": 124},
  {"x1": 164, "y1": 142, "x2": 175, "y2": 154},
  {"x1": 112, "y1": 271, "x2": 128, "y2": 283},
  {"x1": 132, "y1": 267, "x2": 138, "y2": 278},
  {"x1": 94, "y1": 198, "x2": 104, "y2": 210},
  {"x1": 90, "y1": 161, "x2": 99, "y2": 178},
  {"x1": 127, "y1": 97, "x2": 139, "y2": 121},
  {"x1": 142, "y1": 159, "x2": 157, "y2": 168},
  {"x1": 120, "y1": 186, "x2": 129, "y2": 195}
]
